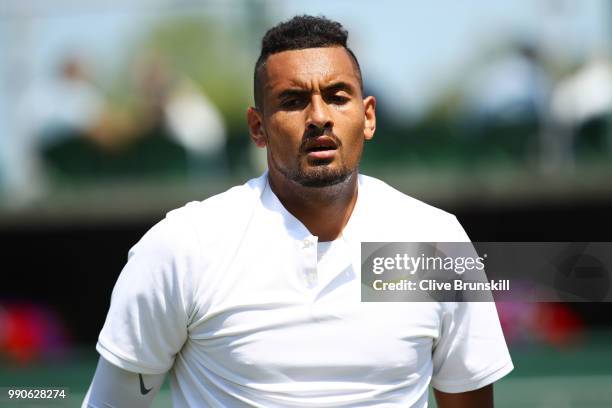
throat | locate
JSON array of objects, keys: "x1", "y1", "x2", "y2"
[{"x1": 269, "y1": 173, "x2": 358, "y2": 241}]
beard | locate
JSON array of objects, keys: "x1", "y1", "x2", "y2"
[
  {"x1": 269, "y1": 149, "x2": 356, "y2": 188},
  {"x1": 266, "y1": 126, "x2": 364, "y2": 189},
  {"x1": 284, "y1": 162, "x2": 353, "y2": 187}
]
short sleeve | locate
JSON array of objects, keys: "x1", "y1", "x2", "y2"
[
  {"x1": 96, "y1": 213, "x2": 200, "y2": 374},
  {"x1": 431, "y1": 216, "x2": 513, "y2": 393},
  {"x1": 431, "y1": 300, "x2": 513, "y2": 393}
]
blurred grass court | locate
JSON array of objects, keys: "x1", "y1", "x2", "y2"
[{"x1": 2, "y1": 330, "x2": 611, "y2": 407}]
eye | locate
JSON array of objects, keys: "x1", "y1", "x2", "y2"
[
  {"x1": 326, "y1": 94, "x2": 350, "y2": 105},
  {"x1": 281, "y1": 97, "x2": 307, "y2": 110}
]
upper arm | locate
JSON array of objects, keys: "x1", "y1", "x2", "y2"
[
  {"x1": 82, "y1": 356, "x2": 166, "y2": 408},
  {"x1": 97, "y1": 214, "x2": 200, "y2": 373},
  {"x1": 434, "y1": 384, "x2": 494, "y2": 408},
  {"x1": 431, "y1": 216, "x2": 513, "y2": 393}
]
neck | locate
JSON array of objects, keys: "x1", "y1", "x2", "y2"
[{"x1": 268, "y1": 171, "x2": 359, "y2": 242}]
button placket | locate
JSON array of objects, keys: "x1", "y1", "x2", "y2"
[
  {"x1": 301, "y1": 236, "x2": 318, "y2": 288},
  {"x1": 313, "y1": 239, "x2": 356, "y2": 302}
]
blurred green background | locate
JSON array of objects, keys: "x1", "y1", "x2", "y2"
[{"x1": 2, "y1": 331, "x2": 612, "y2": 407}]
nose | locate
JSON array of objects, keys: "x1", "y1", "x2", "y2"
[{"x1": 306, "y1": 95, "x2": 333, "y2": 132}]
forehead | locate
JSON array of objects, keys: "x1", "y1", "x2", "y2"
[{"x1": 263, "y1": 47, "x2": 360, "y2": 91}]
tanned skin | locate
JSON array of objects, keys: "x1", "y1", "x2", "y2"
[
  {"x1": 247, "y1": 46, "x2": 494, "y2": 407},
  {"x1": 434, "y1": 384, "x2": 494, "y2": 408},
  {"x1": 247, "y1": 47, "x2": 375, "y2": 241}
]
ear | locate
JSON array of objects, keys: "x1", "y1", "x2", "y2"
[
  {"x1": 247, "y1": 106, "x2": 267, "y2": 148},
  {"x1": 363, "y1": 96, "x2": 376, "y2": 141}
]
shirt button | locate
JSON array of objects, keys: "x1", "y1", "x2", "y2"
[
  {"x1": 305, "y1": 271, "x2": 317, "y2": 286},
  {"x1": 302, "y1": 239, "x2": 314, "y2": 249}
]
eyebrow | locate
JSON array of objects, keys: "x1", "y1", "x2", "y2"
[
  {"x1": 277, "y1": 89, "x2": 309, "y2": 100},
  {"x1": 276, "y1": 81, "x2": 356, "y2": 100},
  {"x1": 324, "y1": 81, "x2": 356, "y2": 95}
]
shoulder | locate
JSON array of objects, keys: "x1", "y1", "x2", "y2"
[
  {"x1": 163, "y1": 173, "x2": 265, "y2": 244},
  {"x1": 122, "y1": 174, "x2": 267, "y2": 300},
  {"x1": 128, "y1": 174, "x2": 265, "y2": 267},
  {"x1": 359, "y1": 174, "x2": 454, "y2": 219},
  {"x1": 357, "y1": 174, "x2": 469, "y2": 241}
]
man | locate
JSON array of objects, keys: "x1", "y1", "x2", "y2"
[{"x1": 83, "y1": 15, "x2": 512, "y2": 407}]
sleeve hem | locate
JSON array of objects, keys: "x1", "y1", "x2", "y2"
[
  {"x1": 431, "y1": 360, "x2": 514, "y2": 393},
  {"x1": 96, "y1": 340, "x2": 170, "y2": 375}
]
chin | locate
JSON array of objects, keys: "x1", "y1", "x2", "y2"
[{"x1": 294, "y1": 166, "x2": 354, "y2": 188}]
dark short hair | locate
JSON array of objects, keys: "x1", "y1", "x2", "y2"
[{"x1": 253, "y1": 15, "x2": 363, "y2": 109}]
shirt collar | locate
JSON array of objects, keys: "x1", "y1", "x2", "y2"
[{"x1": 258, "y1": 171, "x2": 364, "y2": 244}]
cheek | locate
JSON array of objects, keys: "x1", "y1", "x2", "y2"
[
  {"x1": 336, "y1": 117, "x2": 366, "y2": 163},
  {"x1": 268, "y1": 111, "x2": 303, "y2": 135},
  {"x1": 336, "y1": 103, "x2": 365, "y2": 130},
  {"x1": 267, "y1": 113, "x2": 304, "y2": 150},
  {"x1": 337, "y1": 111, "x2": 366, "y2": 144}
]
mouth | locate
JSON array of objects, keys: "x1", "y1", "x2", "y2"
[{"x1": 303, "y1": 136, "x2": 339, "y2": 160}]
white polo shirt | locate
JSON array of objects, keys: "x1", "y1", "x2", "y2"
[{"x1": 97, "y1": 172, "x2": 513, "y2": 407}]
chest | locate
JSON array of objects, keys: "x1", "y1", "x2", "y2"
[{"x1": 186, "y1": 235, "x2": 442, "y2": 384}]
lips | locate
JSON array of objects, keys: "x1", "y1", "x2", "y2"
[
  {"x1": 303, "y1": 136, "x2": 339, "y2": 161},
  {"x1": 303, "y1": 136, "x2": 338, "y2": 153}
]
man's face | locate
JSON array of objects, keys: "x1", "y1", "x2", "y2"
[{"x1": 249, "y1": 47, "x2": 376, "y2": 188}]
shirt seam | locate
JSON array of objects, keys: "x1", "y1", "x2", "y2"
[
  {"x1": 96, "y1": 339, "x2": 169, "y2": 375},
  {"x1": 431, "y1": 359, "x2": 513, "y2": 391},
  {"x1": 174, "y1": 209, "x2": 204, "y2": 327}
]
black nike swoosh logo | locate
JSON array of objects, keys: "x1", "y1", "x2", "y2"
[{"x1": 139, "y1": 374, "x2": 152, "y2": 395}]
